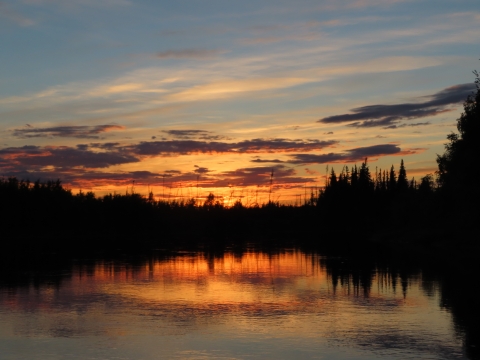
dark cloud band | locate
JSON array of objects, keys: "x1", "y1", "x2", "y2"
[
  {"x1": 128, "y1": 138, "x2": 337, "y2": 155},
  {"x1": 0, "y1": 145, "x2": 138, "y2": 169},
  {"x1": 318, "y1": 83, "x2": 476, "y2": 128},
  {"x1": 13, "y1": 125, "x2": 125, "y2": 139},
  {"x1": 286, "y1": 144, "x2": 406, "y2": 164}
]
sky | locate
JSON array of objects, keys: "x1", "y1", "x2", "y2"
[{"x1": 1, "y1": 0, "x2": 479, "y2": 204}]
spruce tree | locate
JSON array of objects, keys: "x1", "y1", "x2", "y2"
[
  {"x1": 397, "y1": 159, "x2": 408, "y2": 192},
  {"x1": 388, "y1": 165, "x2": 396, "y2": 192},
  {"x1": 329, "y1": 168, "x2": 337, "y2": 188},
  {"x1": 358, "y1": 158, "x2": 373, "y2": 192},
  {"x1": 351, "y1": 165, "x2": 358, "y2": 189}
]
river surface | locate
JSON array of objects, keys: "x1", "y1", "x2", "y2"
[{"x1": 0, "y1": 250, "x2": 477, "y2": 359}]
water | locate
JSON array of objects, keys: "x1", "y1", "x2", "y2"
[{"x1": 0, "y1": 250, "x2": 476, "y2": 359}]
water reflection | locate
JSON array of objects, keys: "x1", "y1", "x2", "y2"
[{"x1": 0, "y1": 250, "x2": 476, "y2": 359}]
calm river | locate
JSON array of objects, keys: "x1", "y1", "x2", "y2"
[{"x1": 0, "y1": 250, "x2": 477, "y2": 359}]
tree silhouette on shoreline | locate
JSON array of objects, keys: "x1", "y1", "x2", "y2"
[{"x1": 437, "y1": 70, "x2": 480, "y2": 200}]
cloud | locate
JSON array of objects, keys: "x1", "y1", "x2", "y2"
[
  {"x1": 194, "y1": 165, "x2": 211, "y2": 174},
  {"x1": 21, "y1": 0, "x2": 132, "y2": 8},
  {"x1": 0, "y1": 164, "x2": 317, "y2": 191},
  {"x1": 0, "y1": 145, "x2": 138, "y2": 170},
  {"x1": 128, "y1": 138, "x2": 337, "y2": 156},
  {"x1": 318, "y1": 83, "x2": 476, "y2": 128},
  {"x1": 11, "y1": 169, "x2": 165, "y2": 188},
  {"x1": 166, "y1": 77, "x2": 313, "y2": 102},
  {"x1": 0, "y1": 3, "x2": 35, "y2": 26},
  {"x1": 240, "y1": 33, "x2": 319, "y2": 45},
  {"x1": 162, "y1": 130, "x2": 209, "y2": 139},
  {"x1": 305, "y1": 168, "x2": 319, "y2": 175},
  {"x1": 155, "y1": 130, "x2": 231, "y2": 141},
  {"x1": 199, "y1": 134, "x2": 232, "y2": 141},
  {"x1": 383, "y1": 121, "x2": 431, "y2": 130},
  {"x1": 156, "y1": 49, "x2": 226, "y2": 60},
  {"x1": 12, "y1": 125, "x2": 125, "y2": 139},
  {"x1": 214, "y1": 165, "x2": 314, "y2": 187},
  {"x1": 284, "y1": 144, "x2": 417, "y2": 164},
  {"x1": 251, "y1": 158, "x2": 285, "y2": 163},
  {"x1": 0, "y1": 137, "x2": 337, "y2": 184}
]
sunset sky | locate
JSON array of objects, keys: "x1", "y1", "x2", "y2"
[{"x1": 1, "y1": 0, "x2": 479, "y2": 203}]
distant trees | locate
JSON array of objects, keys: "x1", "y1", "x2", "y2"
[{"x1": 321, "y1": 158, "x2": 413, "y2": 199}]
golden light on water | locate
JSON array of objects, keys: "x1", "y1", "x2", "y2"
[{"x1": 0, "y1": 251, "x2": 466, "y2": 359}]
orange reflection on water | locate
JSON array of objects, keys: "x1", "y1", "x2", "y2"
[
  {"x1": 0, "y1": 250, "x2": 465, "y2": 360},
  {"x1": 84, "y1": 251, "x2": 329, "y2": 312}
]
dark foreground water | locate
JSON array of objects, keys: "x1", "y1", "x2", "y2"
[{"x1": 0, "y1": 250, "x2": 478, "y2": 359}]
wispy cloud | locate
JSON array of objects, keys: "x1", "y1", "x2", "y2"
[
  {"x1": 166, "y1": 77, "x2": 313, "y2": 102},
  {"x1": 384, "y1": 121, "x2": 431, "y2": 130},
  {"x1": 0, "y1": 2, "x2": 35, "y2": 26},
  {"x1": 251, "y1": 158, "x2": 285, "y2": 164},
  {"x1": 156, "y1": 49, "x2": 226, "y2": 60},
  {"x1": 240, "y1": 33, "x2": 319, "y2": 45},
  {"x1": 12, "y1": 125, "x2": 125, "y2": 139},
  {"x1": 215, "y1": 165, "x2": 313, "y2": 188},
  {"x1": 161, "y1": 129, "x2": 231, "y2": 140},
  {"x1": 312, "y1": 0, "x2": 414, "y2": 11},
  {"x1": 318, "y1": 83, "x2": 475, "y2": 128},
  {"x1": 126, "y1": 138, "x2": 337, "y2": 156},
  {"x1": 269, "y1": 144, "x2": 423, "y2": 165},
  {"x1": 21, "y1": 0, "x2": 132, "y2": 8},
  {"x1": 2, "y1": 165, "x2": 315, "y2": 191},
  {"x1": 162, "y1": 130, "x2": 209, "y2": 138},
  {"x1": 0, "y1": 145, "x2": 138, "y2": 170}
]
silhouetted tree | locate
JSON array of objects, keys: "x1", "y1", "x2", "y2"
[
  {"x1": 397, "y1": 159, "x2": 408, "y2": 192},
  {"x1": 351, "y1": 165, "x2": 358, "y2": 189},
  {"x1": 437, "y1": 70, "x2": 480, "y2": 200},
  {"x1": 329, "y1": 168, "x2": 338, "y2": 188},
  {"x1": 419, "y1": 174, "x2": 434, "y2": 195},
  {"x1": 388, "y1": 165, "x2": 396, "y2": 192},
  {"x1": 358, "y1": 158, "x2": 373, "y2": 192}
]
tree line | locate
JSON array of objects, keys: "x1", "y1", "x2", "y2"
[
  {"x1": 0, "y1": 70, "x2": 478, "y2": 255},
  {"x1": 321, "y1": 158, "x2": 434, "y2": 201}
]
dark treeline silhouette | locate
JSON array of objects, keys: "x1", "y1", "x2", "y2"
[
  {"x1": 1, "y1": 71, "x2": 479, "y2": 261},
  {"x1": 0, "y1": 165, "x2": 443, "y2": 258}
]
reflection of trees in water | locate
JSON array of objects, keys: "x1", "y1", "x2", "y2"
[
  {"x1": 320, "y1": 256, "x2": 479, "y2": 360},
  {"x1": 0, "y1": 255, "x2": 71, "y2": 290},
  {"x1": 0, "y1": 250, "x2": 478, "y2": 359},
  {"x1": 320, "y1": 257, "x2": 420, "y2": 299},
  {"x1": 435, "y1": 270, "x2": 480, "y2": 360}
]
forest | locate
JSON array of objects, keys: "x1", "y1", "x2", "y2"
[{"x1": 1, "y1": 72, "x2": 479, "y2": 260}]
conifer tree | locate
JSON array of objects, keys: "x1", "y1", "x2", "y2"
[
  {"x1": 351, "y1": 165, "x2": 358, "y2": 189},
  {"x1": 344, "y1": 166, "x2": 350, "y2": 185},
  {"x1": 329, "y1": 168, "x2": 337, "y2": 188},
  {"x1": 397, "y1": 159, "x2": 408, "y2": 192},
  {"x1": 388, "y1": 165, "x2": 396, "y2": 192},
  {"x1": 358, "y1": 158, "x2": 373, "y2": 192}
]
